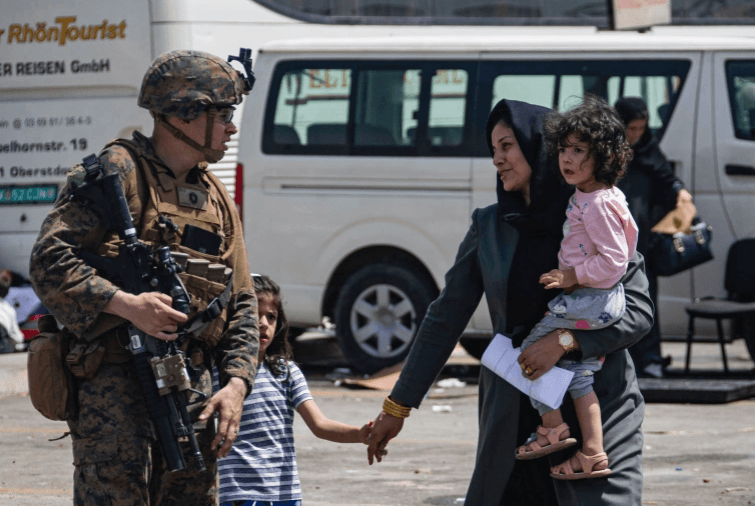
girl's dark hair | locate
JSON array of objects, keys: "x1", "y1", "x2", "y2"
[
  {"x1": 253, "y1": 274, "x2": 292, "y2": 379},
  {"x1": 546, "y1": 94, "x2": 632, "y2": 187}
]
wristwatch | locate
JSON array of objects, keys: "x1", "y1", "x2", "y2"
[{"x1": 556, "y1": 329, "x2": 576, "y2": 353}]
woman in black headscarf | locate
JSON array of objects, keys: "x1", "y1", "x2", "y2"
[
  {"x1": 615, "y1": 97, "x2": 694, "y2": 378},
  {"x1": 366, "y1": 99, "x2": 652, "y2": 505}
]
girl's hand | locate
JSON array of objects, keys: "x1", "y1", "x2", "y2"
[
  {"x1": 358, "y1": 420, "x2": 374, "y2": 445},
  {"x1": 540, "y1": 269, "x2": 577, "y2": 289}
]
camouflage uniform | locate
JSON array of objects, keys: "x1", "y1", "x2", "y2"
[{"x1": 29, "y1": 50, "x2": 258, "y2": 506}]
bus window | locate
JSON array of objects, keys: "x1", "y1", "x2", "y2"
[
  {"x1": 273, "y1": 68, "x2": 352, "y2": 146},
  {"x1": 355, "y1": 68, "x2": 421, "y2": 146},
  {"x1": 492, "y1": 75, "x2": 555, "y2": 110},
  {"x1": 726, "y1": 61, "x2": 755, "y2": 142},
  {"x1": 428, "y1": 69, "x2": 468, "y2": 147}
]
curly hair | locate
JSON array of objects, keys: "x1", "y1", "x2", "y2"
[
  {"x1": 545, "y1": 94, "x2": 632, "y2": 187},
  {"x1": 253, "y1": 274, "x2": 293, "y2": 380}
]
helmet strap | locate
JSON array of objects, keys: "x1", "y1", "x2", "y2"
[
  {"x1": 157, "y1": 110, "x2": 224, "y2": 164},
  {"x1": 204, "y1": 107, "x2": 221, "y2": 162}
]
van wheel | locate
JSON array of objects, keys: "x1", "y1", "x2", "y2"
[{"x1": 334, "y1": 264, "x2": 435, "y2": 374}]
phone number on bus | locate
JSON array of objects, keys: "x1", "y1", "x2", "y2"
[{"x1": 0, "y1": 116, "x2": 93, "y2": 130}]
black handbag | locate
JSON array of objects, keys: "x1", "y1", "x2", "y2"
[{"x1": 648, "y1": 219, "x2": 714, "y2": 276}]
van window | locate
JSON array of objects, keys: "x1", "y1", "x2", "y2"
[
  {"x1": 558, "y1": 76, "x2": 586, "y2": 111},
  {"x1": 492, "y1": 75, "x2": 555, "y2": 110},
  {"x1": 272, "y1": 68, "x2": 352, "y2": 147},
  {"x1": 428, "y1": 69, "x2": 469, "y2": 147},
  {"x1": 485, "y1": 60, "x2": 690, "y2": 143},
  {"x1": 355, "y1": 69, "x2": 421, "y2": 146},
  {"x1": 607, "y1": 75, "x2": 683, "y2": 131},
  {"x1": 726, "y1": 60, "x2": 755, "y2": 142},
  {"x1": 264, "y1": 61, "x2": 477, "y2": 156}
]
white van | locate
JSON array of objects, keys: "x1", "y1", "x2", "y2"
[{"x1": 238, "y1": 32, "x2": 755, "y2": 372}]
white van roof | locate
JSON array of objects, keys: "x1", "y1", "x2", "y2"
[{"x1": 260, "y1": 32, "x2": 755, "y2": 53}]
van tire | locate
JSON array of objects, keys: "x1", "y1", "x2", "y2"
[{"x1": 334, "y1": 264, "x2": 435, "y2": 374}]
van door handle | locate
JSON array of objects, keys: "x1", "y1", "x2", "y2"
[{"x1": 725, "y1": 164, "x2": 755, "y2": 176}]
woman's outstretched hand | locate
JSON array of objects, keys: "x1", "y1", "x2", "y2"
[
  {"x1": 518, "y1": 330, "x2": 571, "y2": 380},
  {"x1": 367, "y1": 411, "x2": 404, "y2": 464}
]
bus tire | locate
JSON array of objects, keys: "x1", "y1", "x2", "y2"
[{"x1": 334, "y1": 264, "x2": 434, "y2": 374}]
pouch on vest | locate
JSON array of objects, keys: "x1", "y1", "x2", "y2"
[
  {"x1": 179, "y1": 273, "x2": 229, "y2": 347},
  {"x1": 27, "y1": 315, "x2": 79, "y2": 421}
]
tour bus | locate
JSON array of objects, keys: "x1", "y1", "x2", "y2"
[{"x1": 238, "y1": 32, "x2": 755, "y2": 372}]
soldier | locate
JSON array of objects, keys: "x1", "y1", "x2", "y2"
[{"x1": 29, "y1": 50, "x2": 259, "y2": 505}]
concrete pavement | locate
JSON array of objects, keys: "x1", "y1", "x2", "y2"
[{"x1": 1, "y1": 338, "x2": 753, "y2": 505}]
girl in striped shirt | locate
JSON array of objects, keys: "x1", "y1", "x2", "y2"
[{"x1": 218, "y1": 274, "x2": 371, "y2": 506}]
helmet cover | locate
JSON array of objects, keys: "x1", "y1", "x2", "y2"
[{"x1": 138, "y1": 50, "x2": 245, "y2": 120}]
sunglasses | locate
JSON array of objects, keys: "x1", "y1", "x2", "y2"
[{"x1": 214, "y1": 107, "x2": 235, "y2": 125}]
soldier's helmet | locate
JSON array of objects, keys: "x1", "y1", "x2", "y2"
[{"x1": 138, "y1": 50, "x2": 246, "y2": 120}]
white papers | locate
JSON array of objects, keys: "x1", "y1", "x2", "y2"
[{"x1": 481, "y1": 333, "x2": 574, "y2": 410}]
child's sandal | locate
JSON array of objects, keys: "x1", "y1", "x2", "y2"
[
  {"x1": 550, "y1": 451, "x2": 612, "y2": 480},
  {"x1": 514, "y1": 423, "x2": 578, "y2": 460}
]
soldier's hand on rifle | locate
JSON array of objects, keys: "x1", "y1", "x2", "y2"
[
  {"x1": 105, "y1": 290, "x2": 189, "y2": 341},
  {"x1": 199, "y1": 376, "x2": 247, "y2": 458}
]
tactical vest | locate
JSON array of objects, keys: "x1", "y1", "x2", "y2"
[{"x1": 95, "y1": 138, "x2": 238, "y2": 348}]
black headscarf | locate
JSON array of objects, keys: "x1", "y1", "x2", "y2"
[{"x1": 486, "y1": 99, "x2": 572, "y2": 344}]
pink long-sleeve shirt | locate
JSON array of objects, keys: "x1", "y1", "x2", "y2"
[{"x1": 558, "y1": 187, "x2": 639, "y2": 289}]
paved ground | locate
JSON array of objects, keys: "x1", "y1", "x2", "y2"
[{"x1": 1, "y1": 337, "x2": 754, "y2": 505}]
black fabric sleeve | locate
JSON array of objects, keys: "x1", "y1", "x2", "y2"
[
  {"x1": 648, "y1": 145, "x2": 683, "y2": 220},
  {"x1": 391, "y1": 210, "x2": 486, "y2": 408},
  {"x1": 573, "y1": 251, "x2": 654, "y2": 359}
]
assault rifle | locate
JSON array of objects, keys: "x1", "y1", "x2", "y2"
[{"x1": 70, "y1": 153, "x2": 206, "y2": 472}]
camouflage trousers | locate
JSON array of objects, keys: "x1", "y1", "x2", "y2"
[{"x1": 67, "y1": 359, "x2": 219, "y2": 506}]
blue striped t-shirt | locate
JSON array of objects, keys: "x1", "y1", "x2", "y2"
[{"x1": 216, "y1": 361, "x2": 313, "y2": 503}]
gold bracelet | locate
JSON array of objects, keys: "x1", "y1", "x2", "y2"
[
  {"x1": 382, "y1": 396, "x2": 411, "y2": 419},
  {"x1": 382, "y1": 401, "x2": 411, "y2": 419}
]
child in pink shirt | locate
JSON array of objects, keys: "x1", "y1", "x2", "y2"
[{"x1": 514, "y1": 95, "x2": 638, "y2": 481}]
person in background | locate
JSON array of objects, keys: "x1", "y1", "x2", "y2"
[
  {"x1": 217, "y1": 274, "x2": 372, "y2": 506},
  {"x1": 614, "y1": 97, "x2": 694, "y2": 378},
  {"x1": 0, "y1": 270, "x2": 24, "y2": 354}
]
